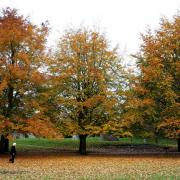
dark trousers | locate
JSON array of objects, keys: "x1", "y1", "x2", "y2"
[{"x1": 9, "y1": 154, "x2": 15, "y2": 163}]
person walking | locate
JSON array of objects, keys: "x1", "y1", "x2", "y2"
[{"x1": 9, "y1": 142, "x2": 16, "y2": 163}]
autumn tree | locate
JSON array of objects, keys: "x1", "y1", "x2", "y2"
[
  {"x1": 0, "y1": 8, "x2": 59, "y2": 153},
  {"x1": 124, "y1": 13, "x2": 180, "y2": 151},
  {"x1": 49, "y1": 28, "x2": 126, "y2": 154}
]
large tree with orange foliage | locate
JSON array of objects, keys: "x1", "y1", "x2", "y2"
[
  {"x1": 49, "y1": 28, "x2": 126, "y2": 154},
  {"x1": 124, "y1": 13, "x2": 180, "y2": 151},
  {"x1": 0, "y1": 8, "x2": 59, "y2": 152}
]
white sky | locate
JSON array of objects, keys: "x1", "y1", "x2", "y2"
[{"x1": 0, "y1": 0, "x2": 180, "y2": 57}]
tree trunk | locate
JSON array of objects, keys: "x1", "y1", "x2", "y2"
[
  {"x1": 177, "y1": 138, "x2": 180, "y2": 152},
  {"x1": 4, "y1": 137, "x2": 9, "y2": 152},
  {"x1": 0, "y1": 135, "x2": 9, "y2": 153},
  {"x1": 79, "y1": 135, "x2": 87, "y2": 155}
]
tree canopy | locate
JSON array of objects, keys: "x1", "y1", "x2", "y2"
[
  {"x1": 0, "y1": 7, "x2": 179, "y2": 154},
  {"x1": 48, "y1": 28, "x2": 127, "y2": 153},
  {"x1": 124, "y1": 13, "x2": 180, "y2": 147},
  {"x1": 0, "y1": 8, "x2": 59, "y2": 138}
]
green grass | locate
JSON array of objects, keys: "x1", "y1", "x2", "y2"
[
  {"x1": 11, "y1": 136, "x2": 177, "y2": 151},
  {"x1": 118, "y1": 137, "x2": 177, "y2": 146},
  {"x1": 13, "y1": 137, "x2": 79, "y2": 150}
]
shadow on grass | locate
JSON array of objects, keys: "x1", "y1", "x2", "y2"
[
  {"x1": 13, "y1": 143, "x2": 179, "y2": 157},
  {"x1": 12, "y1": 149, "x2": 180, "y2": 159}
]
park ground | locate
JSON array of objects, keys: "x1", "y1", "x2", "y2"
[{"x1": 0, "y1": 137, "x2": 180, "y2": 179}]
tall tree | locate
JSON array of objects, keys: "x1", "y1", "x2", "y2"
[
  {"x1": 125, "y1": 13, "x2": 180, "y2": 150},
  {"x1": 0, "y1": 8, "x2": 59, "y2": 152},
  {"x1": 49, "y1": 28, "x2": 125, "y2": 154}
]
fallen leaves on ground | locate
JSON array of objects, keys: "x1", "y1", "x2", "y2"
[{"x1": 0, "y1": 154, "x2": 180, "y2": 179}]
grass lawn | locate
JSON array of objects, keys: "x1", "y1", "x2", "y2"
[
  {"x1": 0, "y1": 154, "x2": 179, "y2": 179},
  {"x1": 12, "y1": 137, "x2": 177, "y2": 151}
]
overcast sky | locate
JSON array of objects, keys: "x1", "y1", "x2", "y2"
[{"x1": 0, "y1": 0, "x2": 180, "y2": 57}]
